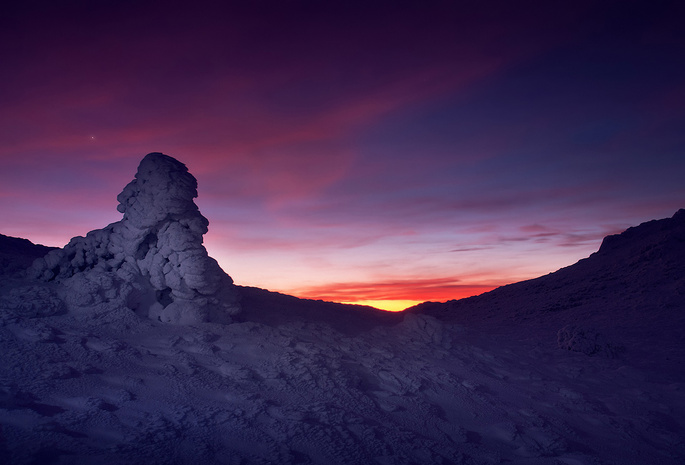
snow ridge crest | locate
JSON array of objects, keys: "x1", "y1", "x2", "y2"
[{"x1": 595, "y1": 208, "x2": 685, "y2": 257}]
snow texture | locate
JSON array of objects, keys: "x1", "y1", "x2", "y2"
[
  {"x1": 29, "y1": 153, "x2": 240, "y2": 324},
  {"x1": 2, "y1": 198, "x2": 684, "y2": 463}
]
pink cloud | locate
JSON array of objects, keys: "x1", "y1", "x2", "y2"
[{"x1": 292, "y1": 277, "x2": 499, "y2": 303}]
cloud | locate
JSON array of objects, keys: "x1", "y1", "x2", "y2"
[
  {"x1": 450, "y1": 246, "x2": 492, "y2": 253},
  {"x1": 292, "y1": 277, "x2": 500, "y2": 303}
]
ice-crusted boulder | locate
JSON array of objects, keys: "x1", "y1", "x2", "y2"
[
  {"x1": 556, "y1": 325, "x2": 622, "y2": 358},
  {"x1": 30, "y1": 152, "x2": 240, "y2": 324}
]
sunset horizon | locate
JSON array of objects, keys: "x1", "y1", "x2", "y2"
[
  {"x1": 6, "y1": 154, "x2": 679, "y2": 312},
  {"x1": 2, "y1": 1, "x2": 683, "y2": 311}
]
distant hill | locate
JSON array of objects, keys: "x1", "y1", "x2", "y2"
[
  {"x1": 411, "y1": 209, "x2": 685, "y2": 371},
  {"x1": 0, "y1": 234, "x2": 56, "y2": 276},
  {"x1": 236, "y1": 285, "x2": 403, "y2": 334}
]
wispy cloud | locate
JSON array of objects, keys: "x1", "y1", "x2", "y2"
[{"x1": 293, "y1": 278, "x2": 499, "y2": 303}]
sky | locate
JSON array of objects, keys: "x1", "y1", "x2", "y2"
[{"x1": 1, "y1": 0, "x2": 684, "y2": 311}]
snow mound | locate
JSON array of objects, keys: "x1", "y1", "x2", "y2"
[{"x1": 29, "y1": 153, "x2": 240, "y2": 324}]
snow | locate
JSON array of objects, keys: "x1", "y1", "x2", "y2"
[
  {"x1": 1, "y1": 154, "x2": 683, "y2": 464},
  {"x1": 1, "y1": 288, "x2": 683, "y2": 464},
  {"x1": 29, "y1": 153, "x2": 240, "y2": 325}
]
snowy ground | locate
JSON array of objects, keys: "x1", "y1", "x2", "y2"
[{"x1": 1, "y1": 210, "x2": 684, "y2": 465}]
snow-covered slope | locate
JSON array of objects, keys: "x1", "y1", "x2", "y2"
[
  {"x1": 1, "y1": 155, "x2": 683, "y2": 464},
  {"x1": 411, "y1": 209, "x2": 685, "y2": 376}
]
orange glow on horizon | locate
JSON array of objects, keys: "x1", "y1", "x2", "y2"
[
  {"x1": 342, "y1": 300, "x2": 423, "y2": 312},
  {"x1": 295, "y1": 280, "x2": 500, "y2": 311}
]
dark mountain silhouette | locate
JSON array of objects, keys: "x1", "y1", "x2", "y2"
[
  {"x1": 0, "y1": 234, "x2": 56, "y2": 276},
  {"x1": 235, "y1": 285, "x2": 403, "y2": 334},
  {"x1": 411, "y1": 209, "x2": 685, "y2": 375}
]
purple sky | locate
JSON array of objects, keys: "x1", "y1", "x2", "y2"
[{"x1": 1, "y1": 1, "x2": 684, "y2": 310}]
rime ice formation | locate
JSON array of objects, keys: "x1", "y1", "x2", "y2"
[{"x1": 30, "y1": 152, "x2": 240, "y2": 324}]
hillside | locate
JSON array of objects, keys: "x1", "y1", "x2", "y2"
[{"x1": 411, "y1": 209, "x2": 685, "y2": 375}]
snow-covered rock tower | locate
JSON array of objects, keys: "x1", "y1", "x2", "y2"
[{"x1": 30, "y1": 152, "x2": 241, "y2": 324}]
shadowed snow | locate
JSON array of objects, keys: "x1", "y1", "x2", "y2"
[{"x1": 1, "y1": 201, "x2": 684, "y2": 464}]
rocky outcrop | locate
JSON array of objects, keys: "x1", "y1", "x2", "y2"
[{"x1": 30, "y1": 153, "x2": 240, "y2": 324}]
